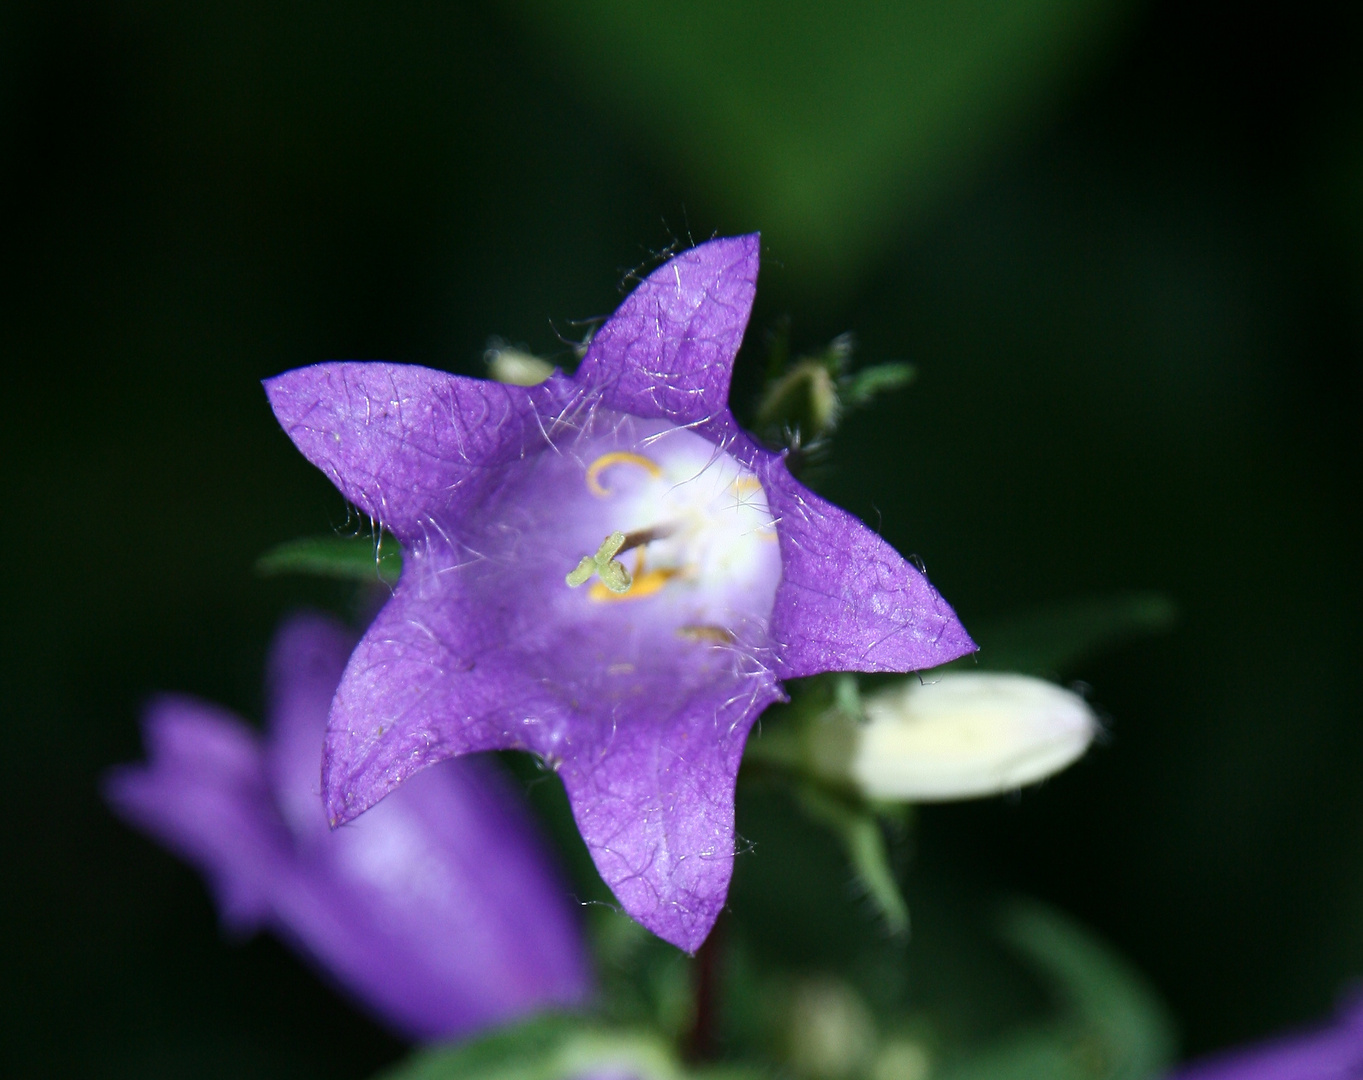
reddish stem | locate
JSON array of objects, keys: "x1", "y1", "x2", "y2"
[{"x1": 687, "y1": 914, "x2": 725, "y2": 1062}]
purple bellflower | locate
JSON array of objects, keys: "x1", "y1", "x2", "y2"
[
  {"x1": 105, "y1": 613, "x2": 591, "y2": 1041},
  {"x1": 264, "y1": 234, "x2": 975, "y2": 952},
  {"x1": 1164, "y1": 993, "x2": 1363, "y2": 1080}
]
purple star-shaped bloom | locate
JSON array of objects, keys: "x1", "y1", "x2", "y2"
[
  {"x1": 105, "y1": 614, "x2": 591, "y2": 1040},
  {"x1": 265, "y1": 234, "x2": 975, "y2": 952}
]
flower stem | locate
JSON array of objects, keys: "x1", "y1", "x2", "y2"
[{"x1": 686, "y1": 913, "x2": 725, "y2": 1062}]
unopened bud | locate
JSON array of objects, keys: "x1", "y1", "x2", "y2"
[
  {"x1": 485, "y1": 341, "x2": 555, "y2": 386},
  {"x1": 851, "y1": 673, "x2": 1097, "y2": 801},
  {"x1": 755, "y1": 358, "x2": 841, "y2": 441}
]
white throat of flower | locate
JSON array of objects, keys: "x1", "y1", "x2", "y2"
[{"x1": 564, "y1": 430, "x2": 780, "y2": 633}]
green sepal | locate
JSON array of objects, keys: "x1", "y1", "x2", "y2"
[
  {"x1": 841, "y1": 361, "x2": 917, "y2": 407},
  {"x1": 255, "y1": 533, "x2": 402, "y2": 585},
  {"x1": 754, "y1": 332, "x2": 914, "y2": 449},
  {"x1": 754, "y1": 357, "x2": 842, "y2": 441},
  {"x1": 792, "y1": 782, "x2": 911, "y2": 937},
  {"x1": 744, "y1": 676, "x2": 911, "y2": 934},
  {"x1": 373, "y1": 1012, "x2": 765, "y2": 1080}
]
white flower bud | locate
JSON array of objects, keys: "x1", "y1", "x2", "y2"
[
  {"x1": 850, "y1": 673, "x2": 1097, "y2": 801},
  {"x1": 484, "y1": 342, "x2": 554, "y2": 386}
]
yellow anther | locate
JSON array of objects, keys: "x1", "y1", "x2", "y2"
[
  {"x1": 677, "y1": 625, "x2": 735, "y2": 644},
  {"x1": 731, "y1": 475, "x2": 763, "y2": 497},
  {"x1": 589, "y1": 568, "x2": 678, "y2": 603},
  {"x1": 585, "y1": 452, "x2": 662, "y2": 497}
]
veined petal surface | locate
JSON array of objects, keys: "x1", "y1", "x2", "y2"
[
  {"x1": 272, "y1": 235, "x2": 974, "y2": 951},
  {"x1": 576, "y1": 234, "x2": 759, "y2": 423}
]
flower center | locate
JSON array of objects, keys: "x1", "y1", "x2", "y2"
[{"x1": 563, "y1": 432, "x2": 780, "y2": 630}]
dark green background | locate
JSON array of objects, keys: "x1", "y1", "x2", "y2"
[{"x1": 4, "y1": 0, "x2": 1360, "y2": 1075}]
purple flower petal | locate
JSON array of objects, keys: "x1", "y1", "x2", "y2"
[
  {"x1": 575, "y1": 234, "x2": 759, "y2": 424},
  {"x1": 106, "y1": 613, "x2": 591, "y2": 1041},
  {"x1": 269, "y1": 235, "x2": 974, "y2": 952},
  {"x1": 322, "y1": 471, "x2": 784, "y2": 950},
  {"x1": 759, "y1": 457, "x2": 975, "y2": 677},
  {"x1": 322, "y1": 583, "x2": 562, "y2": 823},
  {"x1": 105, "y1": 697, "x2": 288, "y2": 931},
  {"x1": 264, "y1": 363, "x2": 545, "y2": 544},
  {"x1": 1166, "y1": 994, "x2": 1363, "y2": 1080},
  {"x1": 265, "y1": 613, "x2": 355, "y2": 842},
  {"x1": 281, "y1": 753, "x2": 591, "y2": 1041},
  {"x1": 557, "y1": 674, "x2": 785, "y2": 952}
]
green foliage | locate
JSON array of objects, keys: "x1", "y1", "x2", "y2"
[
  {"x1": 741, "y1": 591, "x2": 1175, "y2": 948},
  {"x1": 841, "y1": 363, "x2": 917, "y2": 408},
  {"x1": 376, "y1": 1013, "x2": 763, "y2": 1080},
  {"x1": 503, "y1": 0, "x2": 1136, "y2": 281},
  {"x1": 741, "y1": 676, "x2": 913, "y2": 933},
  {"x1": 999, "y1": 902, "x2": 1176, "y2": 1079},
  {"x1": 590, "y1": 908, "x2": 697, "y2": 1041},
  {"x1": 753, "y1": 329, "x2": 917, "y2": 451},
  {"x1": 255, "y1": 533, "x2": 402, "y2": 586},
  {"x1": 933, "y1": 902, "x2": 1175, "y2": 1080},
  {"x1": 793, "y1": 783, "x2": 911, "y2": 937},
  {"x1": 716, "y1": 827, "x2": 1175, "y2": 1080}
]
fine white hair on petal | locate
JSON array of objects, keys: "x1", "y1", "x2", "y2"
[{"x1": 851, "y1": 672, "x2": 1097, "y2": 801}]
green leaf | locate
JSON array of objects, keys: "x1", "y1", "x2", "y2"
[
  {"x1": 502, "y1": 0, "x2": 1136, "y2": 282},
  {"x1": 385, "y1": 1017, "x2": 766, "y2": 1080},
  {"x1": 936, "y1": 1030, "x2": 1101, "y2": 1080},
  {"x1": 793, "y1": 783, "x2": 910, "y2": 936},
  {"x1": 994, "y1": 900, "x2": 1176, "y2": 1080},
  {"x1": 961, "y1": 592, "x2": 1177, "y2": 676},
  {"x1": 255, "y1": 533, "x2": 402, "y2": 585},
  {"x1": 841, "y1": 362, "x2": 917, "y2": 407},
  {"x1": 932, "y1": 900, "x2": 1174, "y2": 1080},
  {"x1": 375, "y1": 1013, "x2": 762, "y2": 1080}
]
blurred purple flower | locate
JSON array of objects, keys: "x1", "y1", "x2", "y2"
[
  {"x1": 105, "y1": 613, "x2": 591, "y2": 1042},
  {"x1": 1166, "y1": 994, "x2": 1363, "y2": 1080},
  {"x1": 264, "y1": 234, "x2": 975, "y2": 952}
]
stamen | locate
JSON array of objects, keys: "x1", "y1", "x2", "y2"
[
  {"x1": 591, "y1": 567, "x2": 678, "y2": 602},
  {"x1": 616, "y1": 523, "x2": 677, "y2": 552},
  {"x1": 585, "y1": 452, "x2": 662, "y2": 497},
  {"x1": 677, "y1": 625, "x2": 735, "y2": 644}
]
